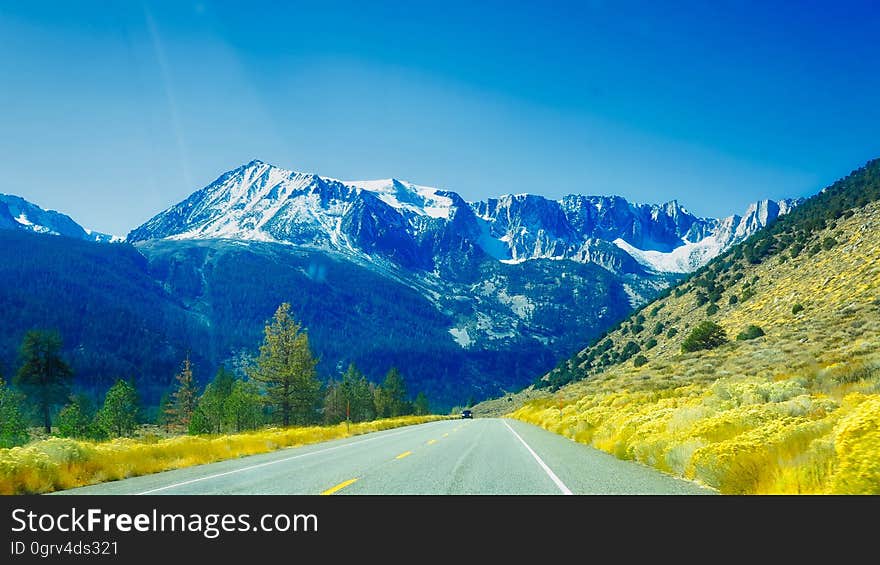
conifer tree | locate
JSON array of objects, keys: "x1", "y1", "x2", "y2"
[
  {"x1": 373, "y1": 384, "x2": 389, "y2": 419},
  {"x1": 56, "y1": 394, "x2": 98, "y2": 439},
  {"x1": 223, "y1": 379, "x2": 262, "y2": 432},
  {"x1": 166, "y1": 355, "x2": 198, "y2": 429},
  {"x1": 190, "y1": 366, "x2": 236, "y2": 434},
  {"x1": 381, "y1": 367, "x2": 411, "y2": 417},
  {"x1": 0, "y1": 376, "x2": 29, "y2": 448},
  {"x1": 414, "y1": 392, "x2": 430, "y2": 416},
  {"x1": 14, "y1": 330, "x2": 73, "y2": 433},
  {"x1": 340, "y1": 363, "x2": 376, "y2": 422},
  {"x1": 96, "y1": 379, "x2": 139, "y2": 438},
  {"x1": 250, "y1": 303, "x2": 321, "y2": 426},
  {"x1": 353, "y1": 373, "x2": 375, "y2": 422},
  {"x1": 323, "y1": 380, "x2": 345, "y2": 424}
]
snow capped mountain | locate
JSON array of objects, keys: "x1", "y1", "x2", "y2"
[
  {"x1": 0, "y1": 193, "x2": 120, "y2": 242},
  {"x1": 0, "y1": 159, "x2": 805, "y2": 407},
  {"x1": 345, "y1": 178, "x2": 455, "y2": 220},
  {"x1": 128, "y1": 160, "x2": 800, "y2": 275}
]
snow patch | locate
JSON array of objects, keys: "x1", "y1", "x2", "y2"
[
  {"x1": 613, "y1": 236, "x2": 724, "y2": 274},
  {"x1": 15, "y1": 213, "x2": 51, "y2": 234},
  {"x1": 346, "y1": 179, "x2": 453, "y2": 219},
  {"x1": 449, "y1": 327, "x2": 473, "y2": 348},
  {"x1": 497, "y1": 290, "x2": 534, "y2": 319}
]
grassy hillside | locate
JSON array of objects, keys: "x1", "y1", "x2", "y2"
[{"x1": 505, "y1": 159, "x2": 880, "y2": 494}]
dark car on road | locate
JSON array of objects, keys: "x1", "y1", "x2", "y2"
[{"x1": 460, "y1": 409, "x2": 473, "y2": 419}]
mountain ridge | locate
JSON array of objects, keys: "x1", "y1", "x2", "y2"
[
  {"x1": 127, "y1": 159, "x2": 800, "y2": 275},
  {"x1": 0, "y1": 193, "x2": 119, "y2": 243},
  {"x1": 0, "y1": 160, "x2": 804, "y2": 409},
  {"x1": 492, "y1": 157, "x2": 880, "y2": 493}
]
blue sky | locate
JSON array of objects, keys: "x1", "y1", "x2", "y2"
[{"x1": 1, "y1": 1, "x2": 879, "y2": 235}]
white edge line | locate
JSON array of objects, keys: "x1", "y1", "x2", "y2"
[
  {"x1": 503, "y1": 419, "x2": 573, "y2": 495},
  {"x1": 135, "y1": 424, "x2": 434, "y2": 495}
]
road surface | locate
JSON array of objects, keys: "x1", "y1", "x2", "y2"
[{"x1": 55, "y1": 418, "x2": 712, "y2": 495}]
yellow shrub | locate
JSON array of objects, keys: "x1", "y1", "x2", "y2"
[
  {"x1": 0, "y1": 415, "x2": 447, "y2": 494},
  {"x1": 511, "y1": 376, "x2": 880, "y2": 494},
  {"x1": 830, "y1": 395, "x2": 880, "y2": 494}
]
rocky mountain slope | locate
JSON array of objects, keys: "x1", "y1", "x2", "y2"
[
  {"x1": 501, "y1": 158, "x2": 880, "y2": 494},
  {"x1": 0, "y1": 193, "x2": 118, "y2": 242},
  {"x1": 128, "y1": 160, "x2": 798, "y2": 275},
  {"x1": 0, "y1": 160, "x2": 798, "y2": 409}
]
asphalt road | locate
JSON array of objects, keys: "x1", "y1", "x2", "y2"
[{"x1": 55, "y1": 418, "x2": 712, "y2": 495}]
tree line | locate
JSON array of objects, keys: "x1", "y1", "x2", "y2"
[{"x1": 0, "y1": 303, "x2": 433, "y2": 447}]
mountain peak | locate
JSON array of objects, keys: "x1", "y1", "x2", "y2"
[
  {"x1": 126, "y1": 159, "x2": 798, "y2": 274},
  {"x1": 0, "y1": 193, "x2": 116, "y2": 242}
]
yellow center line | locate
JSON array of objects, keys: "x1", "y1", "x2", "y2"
[
  {"x1": 395, "y1": 451, "x2": 413, "y2": 460},
  {"x1": 320, "y1": 478, "x2": 358, "y2": 495},
  {"x1": 427, "y1": 439, "x2": 437, "y2": 445}
]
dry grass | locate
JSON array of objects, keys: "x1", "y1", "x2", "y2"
[
  {"x1": 509, "y1": 201, "x2": 880, "y2": 494},
  {"x1": 0, "y1": 415, "x2": 448, "y2": 494}
]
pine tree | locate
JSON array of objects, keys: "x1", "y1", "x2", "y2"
[
  {"x1": 339, "y1": 363, "x2": 375, "y2": 422},
  {"x1": 156, "y1": 391, "x2": 172, "y2": 432},
  {"x1": 373, "y1": 384, "x2": 389, "y2": 419},
  {"x1": 190, "y1": 367, "x2": 236, "y2": 434},
  {"x1": 0, "y1": 376, "x2": 29, "y2": 448},
  {"x1": 681, "y1": 321, "x2": 728, "y2": 353},
  {"x1": 166, "y1": 355, "x2": 198, "y2": 430},
  {"x1": 323, "y1": 380, "x2": 345, "y2": 424},
  {"x1": 96, "y1": 379, "x2": 139, "y2": 438},
  {"x1": 56, "y1": 394, "x2": 98, "y2": 439},
  {"x1": 353, "y1": 373, "x2": 375, "y2": 422},
  {"x1": 212, "y1": 365, "x2": 235, "y2": 398},
  {"x1": 223, "y1": 379, "x2": 262, "y2": 432},
  {"x1": 249, "y1": 303, "x2": 321, "y2": 426},
  {"x1": 14, "y1": 330, "x2": 73, "y2": 433},
  {"x1": 381, "y1": 367, "x2": 411, "y2": 417},
  {"x1": 190, "y1": 384, "x2": 222, "y2": 434},
  {"x1": 414, "y1": 392, "x2": 430, "y2": 416}
]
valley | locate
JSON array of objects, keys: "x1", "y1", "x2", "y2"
[{"x1": 1, "y1": 160, "x2": 797, "y2": 409}]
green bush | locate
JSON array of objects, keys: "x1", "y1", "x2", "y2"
[
  {"x1": 188, "y1": 407, "x2": 214, "y2": 435},
  {"x1": 822, "y1": 236, "x2": 838, "y2": 251},
  {"x1": 652, "y1": 322, "x2": 665, "y2": 335},
  {"x1": 792, "y1": 303, "x2": 804, "y2": 315},
  {"x1": 56, "y1": 395, "x2": 103, "y2": 440},
  {"x1": 728, "y1": 294, "x2": 739, "y2": 305},
  {"x1": 96, "y1": 380, "x2": 140, "y2": 438},
  {"x1": 681, "y1": 321, "x2": 728, "y2": 353},
  {"x1": 706, "y1": 304, "x2": 720, "y2": 316},
  {"x1": 0, "y1": 379, "x2": 30, "y2": 448},
  {"x1": 645, "y1": 338, "x2": 657, "y2": 350},
  {"x1": 633, "y1": 355, "x2": 648, "y2": 368},
  {"x1": 695, "y1": 292, "x2": 709, "y2": 307},
  {"x1": 666, "y1": 327, "x2": 678, "y2": 338},
  {"x1": 736, "y1": 325, "x2": 765, "y2": 341},
  {"x1": 620, "y1": 341, "x2": 641, "y2": 362}
]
